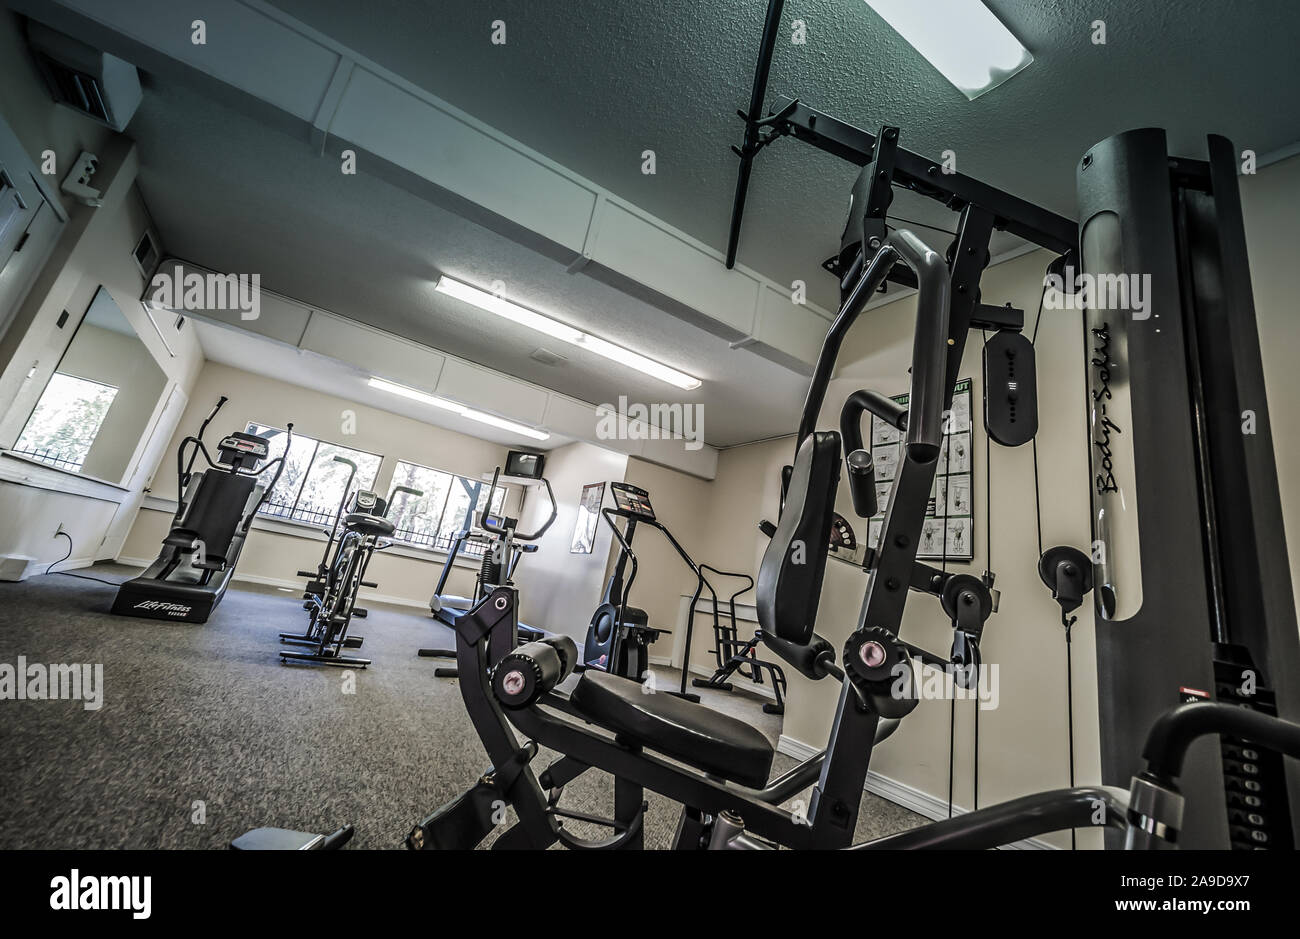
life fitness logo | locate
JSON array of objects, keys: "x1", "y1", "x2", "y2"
[{"x1": 134, "y1": 600, "x2": 192, "y2": 618}]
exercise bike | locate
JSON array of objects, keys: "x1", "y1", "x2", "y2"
[
  {"x1": 278, "y1": 477, "x2": 422, "y2": 668},
  {"x1": 112, "y1": 396, "x2": 291, "y2": 624}
]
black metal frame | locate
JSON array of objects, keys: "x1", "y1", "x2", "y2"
[
  {"x1": 278, "y1": 482, "x2": 422, "y2": 668},
  {"x1": 1077, "y1": 129, "x2": 1300, "y2": 848},
  {"x1": 689, "y1": 565, "x2": 788, "y2": 715},
  {"x1": 111, "y1": 398, "x2": 293, "y2": 624},
  {"x1": 419, "y1": 467, "x2": 557, "y2": 675}
]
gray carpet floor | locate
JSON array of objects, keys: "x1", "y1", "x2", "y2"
[{"x1": 0, "y1": 563, "x2": 924, "y2": 849}]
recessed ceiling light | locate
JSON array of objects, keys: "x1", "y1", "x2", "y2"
[
  {"x1": 864, "y1": 0, "x2": 1033, "y2": 100},
  {"x1": 367, "y1": 377, "x2": 550, "y2": 441},
  {"x1": 435, "y1": 276, "x2": 702, "y2": 391}
]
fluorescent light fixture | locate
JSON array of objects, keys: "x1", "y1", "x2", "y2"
[
  {"x1": 367, "y1": 377, "x2": 550, "y2": 441},
  {"x1": 367, "y1": 377, "x2": 462, "y2": 411},
  {"x1": 864, "y1": 0, "x2": 1032, "y2": 100},
  {"x1": 435, "y1": 276, "x2": 702, "y2": 391}
]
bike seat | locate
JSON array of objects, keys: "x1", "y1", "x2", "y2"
[
  {"x1": 344, "y1": 513, "x2": 395, "y2": 537},
  {"x1": 569, "y1": 671, "x2": 774, "y2": 788}
]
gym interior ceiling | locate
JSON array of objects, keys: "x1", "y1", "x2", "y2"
[{"x1": 114, "y1": 0, "x2": 1300, "y2": 449}]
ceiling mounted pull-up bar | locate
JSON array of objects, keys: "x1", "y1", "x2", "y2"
[{"x1": 725, "y1": 0, "x2": 787, "y2": 270}]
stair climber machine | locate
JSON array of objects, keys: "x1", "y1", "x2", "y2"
[
  {"x1": 583, "y1": 482, "x2": 767, "y2": 705},
  {"x1": 278, "y1": 462, "x2": 422, "y2": 668},
  {"x1": 418, "y1": 463, "x2": 557, "y2": 678},
  {"x1": 112, "y1": 396, "x2": 291, "y2": 624}
]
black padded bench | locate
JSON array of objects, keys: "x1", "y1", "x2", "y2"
[{"x1": 569, "y1": 670, "x2": 774, "y2": 789}]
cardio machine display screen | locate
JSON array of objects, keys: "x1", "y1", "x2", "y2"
[{"x1": 611, "y1": 482, "x2": 655, "y2": 520}]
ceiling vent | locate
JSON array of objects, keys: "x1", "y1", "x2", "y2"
[
  {"x1": 529, "y1": 347, "x2": 567, "y2": 366},
  {"x1": 26, "y1": 21, "x2": 142, "y2": 132}
]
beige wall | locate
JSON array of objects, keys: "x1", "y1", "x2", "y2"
[
  {"x1": 1241, "y1": 154, "x2": 1300, "y2": 617},
  {"x1": 512, "y1": 441, "x2": 628, "y2": 645},
  {"x1": 617, "y1": 455, "x2": 718, "y2": 671},
  {"x1": 119, "y1": 359, "x2": 522, "y2": 606},
  {"x1": 54, "y1": 320, "x2": 168, "y2": 482}
]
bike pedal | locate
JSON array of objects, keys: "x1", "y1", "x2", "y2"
[{"x1": 352, "y1": 608, "x2": 368, "y2": 618}]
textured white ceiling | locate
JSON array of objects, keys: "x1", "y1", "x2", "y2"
[
  {"x1": 187, "y1": 319, "x2": 579, "y2": 449},
  {"x1": 122, "y1": 0, "x2": 1300, "y2": 448},
  {"x1": 128, "y1": 81, "x2": 809, "y2": 447},
  {"x1": 263, "y1": 0, "x2": 1300, "y2": 302}
]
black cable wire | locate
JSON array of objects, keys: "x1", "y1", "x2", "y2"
[
  {"x1": 46, "y1": 531, "x2": 122, "y2": 586},
  {"x1": 947, "y1": 694, "x2": 956, "y2": 819},
  {"x1": 976, "y1": 329, "x2": 995, "y2": 813}
]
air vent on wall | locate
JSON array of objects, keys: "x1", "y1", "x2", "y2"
[
  {"x1": 529, "y1": 347, "x2": 567, "y2": 366},
  {"x1": 132, "y1": 230, "x2": 159, "y2": 279},
  {"x1": 26, "y1": 21, "x2": 142, "y2": 132}
]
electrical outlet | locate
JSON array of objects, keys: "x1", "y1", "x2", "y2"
[{"x1": 54, "y1": 523, "x2": 66, "y2": 538}]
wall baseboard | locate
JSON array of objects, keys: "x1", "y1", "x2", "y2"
[{"x1": 775, "y1": 734, "x2": 1057, "y2": 850}]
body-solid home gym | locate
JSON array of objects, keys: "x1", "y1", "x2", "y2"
[{"x1": 1, "y1": 0, "x2": 1298, "y2": 922}]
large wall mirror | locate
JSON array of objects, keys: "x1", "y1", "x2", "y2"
[{"x1": 11, "y1": 286, "x2": 167, "y2": 485}]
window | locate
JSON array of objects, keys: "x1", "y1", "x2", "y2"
[
  {"x1": 245, "y1": 422, "x2": 382, "y2": 527},
  {"x1": 387, "y1": 460, "x2": 508, "y2": 555},
  {"x1": 13, "y1": 373, "x2": 118, "y2": 472}
]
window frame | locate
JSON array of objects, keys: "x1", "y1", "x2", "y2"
[
  {"x1": 243, "y1": 422, "x2": 384, "y2": 527},
  {"x1": 13, "y1": 371, "x2": 121, "y2": 472},
  {"x1": 387, "y1": 458, "x2": 512, "y2": 556}
]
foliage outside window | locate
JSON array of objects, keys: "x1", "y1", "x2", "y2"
[
  {"x1": 387, "y1": 460, "x2": 508, "y2": 555},
  {"x1": 13, "y1": 373, "x2": 119, "y2": 472},
  {"x1": 245, "y1": 422, "x2": 382, "y2": 527}
]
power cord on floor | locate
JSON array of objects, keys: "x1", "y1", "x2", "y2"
[{"x1": 46, "y1": 531, "x2": 122, "y2": 586}]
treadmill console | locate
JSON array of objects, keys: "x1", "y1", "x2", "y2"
[
  {"x1": 216, "y1": 432, "x2": 270, "y2": 471},
  {"x1": 611, "y1": 482, "x2": 656, "y2": 520}
]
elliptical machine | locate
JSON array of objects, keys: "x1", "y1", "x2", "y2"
[
  {"x1": 583, "y1": 483, "x2": 663, "y2": 682},
  {"x1": 279, "y1": 474, "x2": 423, "y2": 668},
  {"x1": 418, "y1": 465, "x2": 556, "y2": 677},
  {"x1": 112, "y1": 396, "x2": 291, "y2": 624}
]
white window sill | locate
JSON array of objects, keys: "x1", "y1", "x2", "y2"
[{"x1": 135, "y1": 498, "x2": 483, "y2": 571}]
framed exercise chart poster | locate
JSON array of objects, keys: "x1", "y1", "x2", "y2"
[{"x1": 867, "y1": 378, "x2": 974, "y2": 561}]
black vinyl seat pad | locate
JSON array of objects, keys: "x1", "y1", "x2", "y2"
[
  {"x1": 568, "y1": 671, "x2": 774, "y2": 789},
  {"x1": 343, "y1": 513, "x2": 395, "y2": 537}
]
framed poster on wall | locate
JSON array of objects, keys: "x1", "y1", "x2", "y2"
[
  {"x1": 866, "y1": 378, "x2": 975, "y2": 561},
  {"x1": 571, "y1": 482, "x2": 606, "y2": 554}
]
